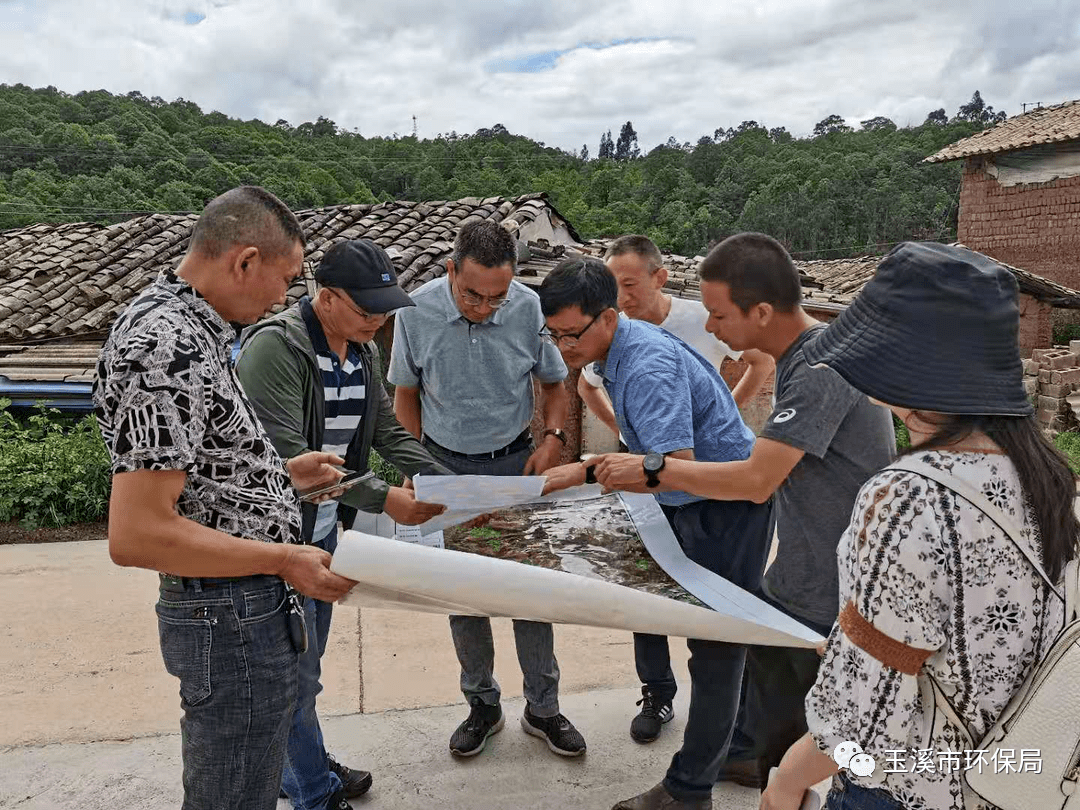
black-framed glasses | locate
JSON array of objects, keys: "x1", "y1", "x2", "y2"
[
  {"x1": 540, "y1": 311, "x2": 604, "y2": 349},
  {"x1": 460, "y1": 286, "x2": 511, "y2": 309}
]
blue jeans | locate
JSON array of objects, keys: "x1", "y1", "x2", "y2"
[
  {"x1": 654, "y1": 498, "x2": 773, "y2": 803},
  {"x1": 282, "y1": 528, "x2": 342, "y2": 810},
  {"x1": 423, "y1": 438, "x2": 562, "y2": 716},
  {"x1": 826, "y1": 774, "x2": 905, "y2": 809},
  {"x1": 156, "y1": 574, "x2": 297, "y2": 810}
]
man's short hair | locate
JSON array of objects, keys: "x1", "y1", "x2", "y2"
[
  {"x1": 603, "y1": 234, "x2": 663, "y2": 272},
  {"x1": 452, "y1": 220, "x2": 517, "y2": 272},
  {"x1": 189, "y1": 186, "x2": 304, "y2": 260},
  {"x1": 698, "y1": 232, "x2": 801, "y2": 314},
  {"x1": 538, "y1": 256, "x2": 617, "y2": 318}
]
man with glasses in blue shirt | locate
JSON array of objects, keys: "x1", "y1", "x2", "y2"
[
  {"x1": 389, "y1": 220, "x2": 585, "y2": 760},
  {"x1": 539, "y1": 257, "x2": 771, "y2": 810}
]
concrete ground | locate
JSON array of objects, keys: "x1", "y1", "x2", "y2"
[{"x1": 1, "y1": 539, "x2": 780, "y2": 809}]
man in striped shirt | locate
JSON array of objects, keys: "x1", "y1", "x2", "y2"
[{"x1": 237, "y1": 239, "x2": 450, "y2": 810}]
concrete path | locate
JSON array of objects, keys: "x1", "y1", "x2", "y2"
[
  {"x1": 1, "y1": 539, "x2": 692, "y2": 747},
  {"x1": 1, "y1": 687, "x2": 764, "y2": 810},
  {"x1": 5, "y1": 539, "x2": 781, "y2": 809}
]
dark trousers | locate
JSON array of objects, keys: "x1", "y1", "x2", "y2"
[
  {"x1": 726, "y1": 591, "x2": 834, "y2": 789},
  {"x1": 826, "y1": 774, "x2": 905, "y2": 809},
  {"x1": 643, "y1": 498, "x2": 772, "y2": 803},
  {"x1": 156, "y1": 575, "x2": 297, "y2": 810},
  {"x1": 281, "y1": 528, "x2": 342, "y2": 810}
]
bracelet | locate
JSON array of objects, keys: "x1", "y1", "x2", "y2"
[{"x1": 543, "y1": 428, "x2": 567, "y2": 445}]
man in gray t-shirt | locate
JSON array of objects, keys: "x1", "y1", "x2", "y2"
[
  {"x1": 592, "y1": 232, "x2": 893, "y2": 808},
  {"x1": 759, "y1": 322, "x2": 895, "y2": 629}
]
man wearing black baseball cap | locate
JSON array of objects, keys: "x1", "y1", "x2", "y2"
[{"x1": 237, "y1": 238, "x2": 450, "y2": 810}]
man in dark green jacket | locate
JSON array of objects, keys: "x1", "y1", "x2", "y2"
[{"x1": 236, "y1": 239, "x2": 448, "y2": 810}]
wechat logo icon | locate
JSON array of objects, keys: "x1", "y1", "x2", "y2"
[{"x1": 833, "y1": 740, "x2": 876, "y2": 778}]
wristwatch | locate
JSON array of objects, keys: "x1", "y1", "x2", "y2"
[
  {"x1": 583, "y1": 462, "x2": 597, "y2": 485},
  {"x1": 543, "y1": 428, "x2": 567, "y2": 445},
  {"x1": 643, "y1": 451, "x2": 665, "y2": 488}
]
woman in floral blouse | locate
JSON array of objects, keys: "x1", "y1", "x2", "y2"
[{"x1": 760, "y1": 243, "x2": 1078, "y2": 810}]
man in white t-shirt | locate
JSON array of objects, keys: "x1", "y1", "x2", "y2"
[{"x1": 578, "y1": 234, "x2": 774, "y2": 443}]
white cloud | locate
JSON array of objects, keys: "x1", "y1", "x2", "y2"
[{"x1": 0, "y1": 0, "x2": 1076, "y2": 152}]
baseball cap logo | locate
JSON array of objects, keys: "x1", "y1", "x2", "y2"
[{"x1": 381, "y1": 273, "x2": 391, "y2": 282}]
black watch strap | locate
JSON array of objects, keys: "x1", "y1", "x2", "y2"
[
  {"x1": 643, "y1": 451, "x2": 665, "y2": 488},
  {"x1": 583, "y1": 463, "x2": 597, "y2": 485},
  {"x1": 544, "y1": 428, "x2": 567, "y2": 445}
]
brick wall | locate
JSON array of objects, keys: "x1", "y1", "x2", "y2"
[
  {"x1": 958, "y1": 157, "x2": 1080, "y2": 290},
  {"x1": 1016, "y1": 293, "x2": 1054, "y2": 356}
]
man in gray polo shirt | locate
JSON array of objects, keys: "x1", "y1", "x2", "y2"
[{"x1": 389, "y1": 219, "x2": 584, "y2": 759}]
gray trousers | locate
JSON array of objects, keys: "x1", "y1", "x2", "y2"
[{"x1": 422, "y1": 437, "x2": 561, "y2": 717}]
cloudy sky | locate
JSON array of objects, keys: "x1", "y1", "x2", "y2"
[{"x1": 1, "y1": 0, "x2": 1077, "y2": 152}]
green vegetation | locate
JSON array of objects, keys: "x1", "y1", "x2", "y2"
[
  {"x1": 893, "y1": 414, "x2": 911, "y2": 453},
  {"x1": 0, "y1": 83, "x2": 997, "y2": 259},
  {"x1": 635, "y1": 558, "x2": 650, "y2": 571},
  {"x1": 1054, "y1": 432, "x2": 1080, "y2": 476},
  {"x1": 468, "y1": 525, "x2": 502, "y2": 552},
  {"x1": 0, "y1": 400, "x2": 111, "y2": 528},
  {"x1": 1052, "y1": 324, "x2": 1080, "y2": 346},
  {"x1": 367, "y1": 450, "x2": 404, "y2": 487}
]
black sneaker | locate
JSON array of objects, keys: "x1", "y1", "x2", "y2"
[
  {"x1": 327, "y1": 753, "x2": 373, "y2": 798},
  {"x1": 327, "y1": 786, "x2": 352, "y2": 810},
  {"x1": 449, "y1": 697, "x2": 504, "y2": 756},
  {"x1": 630, "y1": 688, "x2": 674, "y2": 743},
  {"x1": 520, "y1": 706, "x2": 586, "y2": 756}
]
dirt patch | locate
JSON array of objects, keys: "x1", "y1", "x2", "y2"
[
  {"x1": 0, "y1": 521, "x2": 107, "y2": 545},
  {"x1": 443, "y1": 495, "x2": 702, "y2": 605}
]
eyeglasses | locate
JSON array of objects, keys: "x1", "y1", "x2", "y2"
[
  {"x1": 540, "y1": 311, "x2": 604, "y2": 349},
  {"x1": 330, "y1": 289, "x2": 387, "y2": 322},
  {"x1": 459, "y1": 286, "x2": 511, "y2": 309}
]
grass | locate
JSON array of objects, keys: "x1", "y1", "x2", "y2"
[
  {"x1": 1054, "y1": 431, "x2": 1080, "y2": 476},
  {"x1": 468, "y1": 526, "x2": 503, "y2": 551}
]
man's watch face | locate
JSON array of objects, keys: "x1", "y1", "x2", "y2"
[{"x1": 643, "y1": 452, "x2": 664, "y2": 473}]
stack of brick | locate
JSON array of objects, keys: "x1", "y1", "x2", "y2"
[{"x1": 1030, "y1": 342, "x2": 1080, "y2": 436}]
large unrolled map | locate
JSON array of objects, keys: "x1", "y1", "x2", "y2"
[{"x1": 333, "y1": 483, "x2": 822, "y2": 648}]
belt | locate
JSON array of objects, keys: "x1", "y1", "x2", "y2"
[
  {"x1": 159, "y1": 573, "x2": 282, "y2": 592},
  {"x1": 423, "y1": 428, "x2": 532, "y2": 461}
]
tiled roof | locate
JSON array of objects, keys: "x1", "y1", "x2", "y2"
[
  {"x1": 925, "y1": 100, "x2": 1080, "y2": 163},
  {"x1": 797, "y1": 246, "x2": 1080, "y2": 309},
  {"x1": 0, "y1": 193, "x2": 577, "y2": 345},
  {"x1": 513, "y1": 239, "x2": 1080, "y2": 313}
]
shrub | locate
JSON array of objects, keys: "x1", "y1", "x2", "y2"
[
  {"x1": 893, "y1": 414, "x2": 911, "y2": 453},
  {"x1": 1052, "y1": 324, "x2": 1080, "y2": 346},
  {"x1": 1054, "y1": 431, "x2": 1080, "y2": 476},
  {"x1": 368, "y1": 449, "x2": 404, "y2": 487},
  {"x1": 0, "y1": 400, "x2": 112, "y2": 528}
]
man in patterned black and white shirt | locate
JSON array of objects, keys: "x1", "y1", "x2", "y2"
[{"x1": 94, "y1": 186, "x2": 356, "y2": 810}]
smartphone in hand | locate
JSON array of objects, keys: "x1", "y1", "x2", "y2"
[{"x1": 298, "y1": 469, "x2": 370, "y2": 502}]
